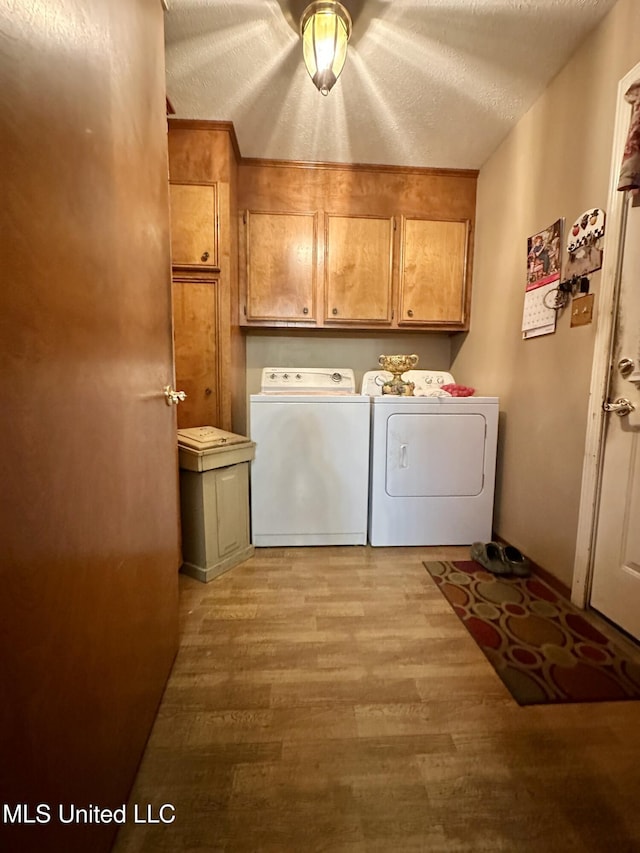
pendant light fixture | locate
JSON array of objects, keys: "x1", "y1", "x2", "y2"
[{"x1": 300, "y1": 1, "x2": 352, "y2": 96}]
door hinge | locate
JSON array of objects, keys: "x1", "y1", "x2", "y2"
[
  {"x1": 243, "y1": 304, "x2": 247, "y2": 316},
  {"x1": 242, "y1": 210, "x2": 247, "y2": 225}
]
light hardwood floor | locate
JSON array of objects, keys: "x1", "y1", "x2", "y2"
[{"x1": 114, "y1": 546, "x2": 640, "y2": 852}]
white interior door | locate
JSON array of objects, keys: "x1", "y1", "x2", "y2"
[{"x1": 590, "y1": 196, "x2": 640, "y2": 641}]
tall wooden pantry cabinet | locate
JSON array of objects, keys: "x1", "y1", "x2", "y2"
[{"x1": 167, "y1": 120, "x2": 246, "y2": 434}]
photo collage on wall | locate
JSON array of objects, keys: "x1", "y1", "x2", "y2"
[{"x1": 565, "y1": 207, "x2": 605, "y2": 278}]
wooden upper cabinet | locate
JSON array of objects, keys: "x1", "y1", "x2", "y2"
[
  {"x1": 172, "y1": 276, "x2": 219, "y2": 429},
  {"x1": 399, "y1": 217, "x2": 469, "y2": 326},
  {"x1": 324, "y1": 214, "x2": 393, "y2": 323},
  {"x1": 169, "y1": 183, "x2": 218, "y2": 270},
  {"x1": 245, "y1": 210, "x2": 317, "y2": 322}
]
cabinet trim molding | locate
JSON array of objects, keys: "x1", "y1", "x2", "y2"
[
  {"x1": 167, "y1": 118, "x2": 241, "y2": 163},
  {"x1": 241, "y1": 156, "x2": 478, "y2": 180}
]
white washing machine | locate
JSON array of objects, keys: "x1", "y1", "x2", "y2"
[
  {"x1": 250, "y1": 368, "x2": 370, "y2": 546},
  {"x1": 363, "y1": 369, "x2": 498, "y2": 546}
]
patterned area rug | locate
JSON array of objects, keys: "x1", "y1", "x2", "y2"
[{"x1": 424, "y1": 560, "x2": 640, "y2": 705}]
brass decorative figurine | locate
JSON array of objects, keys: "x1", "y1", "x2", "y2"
[{"x1": 378, "y1": 353, "x2": 419, "y2": 395}]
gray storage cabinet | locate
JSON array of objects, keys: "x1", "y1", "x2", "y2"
[{"x1": 178, "y1": 427, "x2": 255, "y2": 583}]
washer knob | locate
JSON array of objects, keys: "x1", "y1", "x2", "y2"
[
  {"x1": 270, "y1": 373, "x2": 276, "y2": 379},
  {"x1": 283, "y1": 373, "x2": 289, "y2": 379},
  {"x1": 331, "y1": 372, "x2": 342, "y2": 382}
]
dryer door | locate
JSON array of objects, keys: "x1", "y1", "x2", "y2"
[{"x1": 386, "y1": 413, "x2": 486, "y2": 496}]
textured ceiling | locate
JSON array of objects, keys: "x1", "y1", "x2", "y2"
[{"x1": 165, "y1": 0, "x2": 617, "y2": 169}]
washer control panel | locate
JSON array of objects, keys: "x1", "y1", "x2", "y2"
[{"x1": 260, "y1": 368, "x2": 357, "y2": 394}]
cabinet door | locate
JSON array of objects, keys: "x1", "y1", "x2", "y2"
[
  {"x1": 172, "y1": 277, "x2": 219, "y2": 429},
  {"x1": 325, "y1": 214, "x2": 393, "y2": 323},
  {"x1": 215, "y1": 463, "x2": 250, "y2": 558},
  {"x1": 399, "y1": 217, "x2": 469, "y2": 325},
  {"x1": 169, "y1": 183, "x2": 218, "y2": 269},
  {"x1": 245, "y1": 211, "x2": 316, "y2": 321}
]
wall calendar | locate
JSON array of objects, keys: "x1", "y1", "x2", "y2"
[{"x1": 522, "y1": 218, "x2": 563, "y2": 339}]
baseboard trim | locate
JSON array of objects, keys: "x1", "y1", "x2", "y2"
[
  {"x1": 494, "y1": 535, "x2": 571, "y2": 600},
  {"x1": 180, "y1": 545, "x2": 255, "y2": 584}
]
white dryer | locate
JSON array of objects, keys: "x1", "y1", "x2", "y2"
[
  {"x1": 250, "y1": 368, "x2": 370, "y2": 546},
  {"x1": 363, "y1": 370, "x2": 498, "y2": 546}
]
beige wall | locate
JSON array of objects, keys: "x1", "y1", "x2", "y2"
[
  {"x1": 451, "y1": 0, "x2": 640, "y2": 587},
  {"x1": 246, "y1": 331, "x2": 451, "y2": 412}
]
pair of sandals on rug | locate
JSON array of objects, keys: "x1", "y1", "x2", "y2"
[{"x1": 470, "y1": 541, "x2": 531, "y2": 577}]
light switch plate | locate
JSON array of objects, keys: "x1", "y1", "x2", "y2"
[{"x1": 571, "y1": 293, "x2": 594, "y2": 327}]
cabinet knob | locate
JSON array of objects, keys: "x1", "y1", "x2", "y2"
[
  {"x1": 332, "y1": 307, "x2": 338, "y2": 316},
  {"x1": 201, "y1": 251, "x2": 210, "y2": 262},
  {"x1": 205, "y1": 387, "x2": 212, "y2": 396},
  {"x1": 407, "y1": 309, "x2": 414, "y2": 318},
  {"x1": 302, "y1": 307, "x2": 309, "y2": 315}
]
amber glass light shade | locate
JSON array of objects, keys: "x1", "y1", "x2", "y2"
[{"x1": 300, "y1": 1, "x2": 352, "y2": 96}]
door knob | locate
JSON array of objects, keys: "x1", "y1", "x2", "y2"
[
  {"x1": 164, "y1": 385, "x2": 187, "y2": 406},
  {"x1": 603, "y1": 397, "x2": 635, "y2": 416}
]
